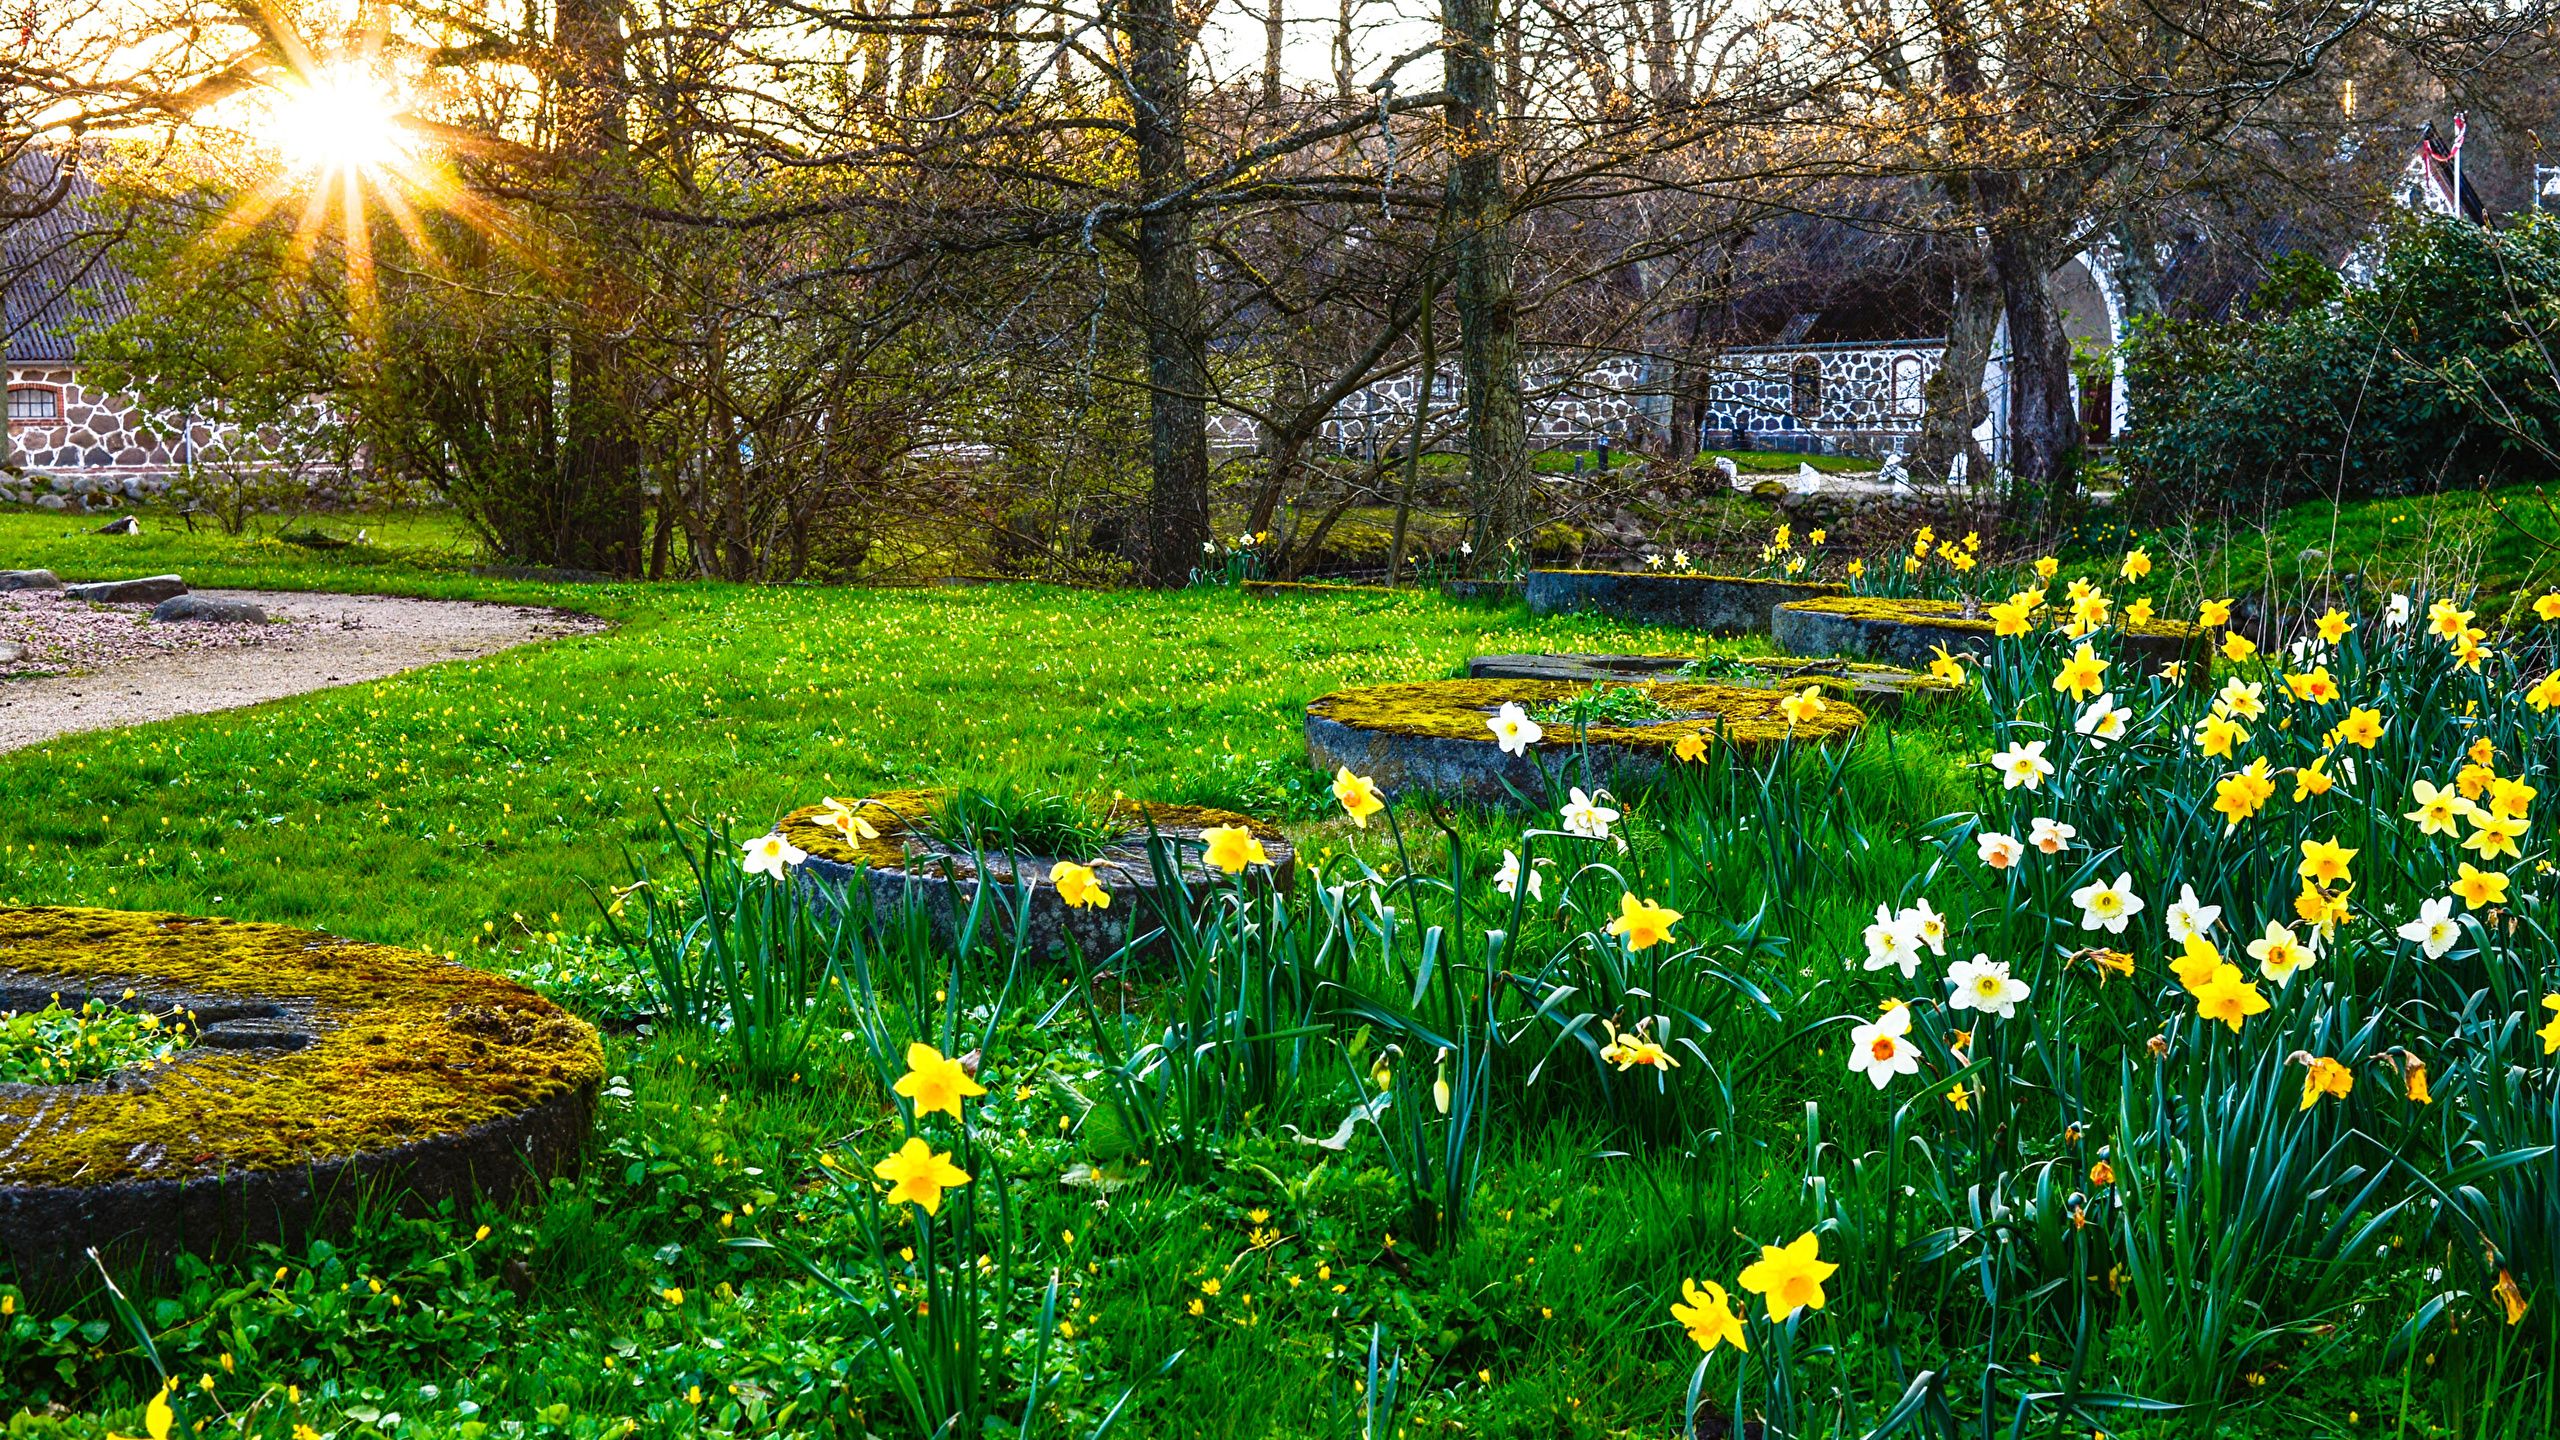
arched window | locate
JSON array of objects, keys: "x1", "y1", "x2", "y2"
[
  {"x1": 1891, "y1": 356, "x2": 1925, "y2": 417},
  {"x1": 7, "y1": 386, "x2": 60, "y2": 422},
  {"x1": 1789, "y1": 356, "x2": 1823, "y2": 420}
]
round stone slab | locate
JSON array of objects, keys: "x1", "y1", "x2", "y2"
[
  {"x1": 780, "y1": 791, "x2": 1295, "y2": 962},
  {"x1": 1772, "y1": 596, "x2": 2205, "y2": 672},
  {"x1": 0, "y1": 907, "x2": 601, "y2": 1286},
  {"x1": 1305, "y1": 678, "x2": 1866, "y2": 806},
  {"x1": 1525, "y1": 569, "x2": 1847, "y2": 634}
]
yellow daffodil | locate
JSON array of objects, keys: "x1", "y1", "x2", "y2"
[
  {"x1": 2539, "y1": 996, "x2": 2560, "y2": 1054},
  {"x1": 2172, "y1": 933, "x2": 2225, "y2": 993},
  {"x1": 1736, "y1": 1231, "x2": 1837, "y2": 1322},
  {"x1": 1928, "y1": 646, "x2": 1968, "y2": 684},
  {"x1": 2488, "y1": 777, "x2": 2536, "y2": 821},
  {"x1": 2293, "y1": 756, "x2": 2335, "y2": 802},
  {"x1": 1600, "y1": 1017, "x2": 1679, "y2": 1071},
  {"x1": 2126, "y1": 596, "x2": 2155, "y2": 626},
  {"x1": 1607, "y1": 893, "x2": 1683, "y2": 951},
  {"x1": 874, "y1": 1136, "x2": 972, "y2": 1215},
  {"x1": 2194, "y1": 714, "x2": 2250, "y2": 759},
  {"x1": 1200, "y1": 824, "x2": 1271, "y2": 874},
  {"x1": 2054, "y1": 644, "x2": 2108, "y2": 701},
  {"x1": 1051, "y1": 860, "x2": 1111, "y2": 910},
  {"x1": 1778, "y1": 687, "x2": 1829, "y2": 726},
  {"x1": 2035, "y1": 556, "x2": 2060, "y2": 580},
  {"x1": 2222, "y1": 631, "x2": 2259, "y2": 663},
  {"x1": 1988, "y1": 598, "x2": 2033, "y2": 637},
  {"x1": 1331, "y1": 767, "x2": 1386, "y2": 828},
  {"x1": 2470, "y1": 737, "x2": 2497, "y2": 766},
  {"x1": 894, "y1": 1042, "x2": 988, "y2": 1120},
  {"x1": 2452, "y1": 862, "x2": 2511, "y2": 912},
  {"x1": 2298, "y1": 837, "x2": 2357, "y2": 887},
  {"x1": 2212, "y1": 758, "x2": 2277, "y2": 829},
  {"x1": 2462, "y1": 811, "x2": 2529, "y2": 862},
  {"x1": 2458, "y1": 760, "x2": 2500, "y2": 803},
  {"x1": 2531, "y1": 673, "x2": 2560, "y2": 712},
  {"x1": 2428, "y1": 599, "x2": 2475, "y2": 642},
  {"x1": 2536, "y1": 593, "x2": 2560, "y2": 623},
  {"x1": 1671, "y1": 1278, "x2": 1749, "y2": 1354},
  {"x1": 2315, "y1": 608, "x2": 2351, "y2": 644},
  {"x1": 2120, "y1": 549, "x2": 2152, "y2": 582},
  {"x1": 2337, "y1": 706, "x2": 2384, "y2": 748},
  {"x1": 2194, "y1": 963, "x2": 2270, "y2": 1031},
  {"x1": 2285, "y1": 667, "x2": 2340, "y2": 705},
  {"x1": 2297, "y1": 1055, "x2": 2354, "y2": 1109},
  {"x1": 2200, "y1": 597, "x2": 2232, "y2": 627},
  {"x1": 1674, "y1": 730, "x2": 1711, "y2": 763},
  {"x1": 1846, "y1": 559, "x2": 1865, "y2": 579}
]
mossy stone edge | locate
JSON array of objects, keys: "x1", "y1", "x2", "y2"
[
  {"x1": 1772, "y1": 597, "x2": 2205, "y2": 671},
  {"x1": 0, "y1": 907, "x2": 601, "y2": 1285},
  {"x1": 1524, "y1": 570, "x2": 1849, "y2": 634},
  {"x1": 1305, "y1": 679, "x2": 1865, "y2": 806},
  {"x1": 780, "y1": 794, "x2": 1295, "y2": 960}
]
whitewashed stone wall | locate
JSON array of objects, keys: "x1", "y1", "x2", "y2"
[
  {"x1": 5, "y1": 366, "x2": 203, "y2": 486},
  {"x1": 1210, "y1": 344, "x2": 1949, "y2": 460}
]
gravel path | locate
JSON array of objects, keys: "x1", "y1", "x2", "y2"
[{"x1": 0, "y1": 589, "x2": 606, "y2": 753}]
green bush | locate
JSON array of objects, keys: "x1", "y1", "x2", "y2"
[{"x1": 2119, "y1": 213, "x2": 2560, "y2": 519}]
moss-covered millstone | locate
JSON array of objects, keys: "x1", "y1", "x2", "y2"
[
  {"x1": 1305, "y1": 679, "x2": 1866, "y2": 805},
  {"x1": 1465, "y1": 653, "x2": 1959, "y2": 714},
  {"x1": 1524, "y1": 569, "x2": 1848, "y2": 634},
  {"x1": 0, "y1": 907, "x2": 601, "y2": 1286},
  {"x1": 1771, "y1": 596, "x2": 2205, "y2": 673},
  {"x1": 779, "y1": 792, "x2": 1295, "y2": 961}
]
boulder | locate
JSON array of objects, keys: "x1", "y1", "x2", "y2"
[
  {"x1": 65, "y1": 575, "x2": 188, "y2": 605},
  {"x1": 152, "y1": 594, "x2": 267, "y2": 624},
  {"x1": 0, "y1": 569, "x2": 62, "y2": 591}
]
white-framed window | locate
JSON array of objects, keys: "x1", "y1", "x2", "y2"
[
  {"x1": 7, "y1": 386, "x2": 60, "y2": 422},
  {"x1": 1789, "y1": 356, "x2": 1823, "y2": 420},
  {"x1": 1891, "y1": 356, "x2": 1925, "y2": 417}
]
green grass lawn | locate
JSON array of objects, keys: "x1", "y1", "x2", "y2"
[{"x1": 1, "y1": 501, "x2": 2550, "y2": 1440}]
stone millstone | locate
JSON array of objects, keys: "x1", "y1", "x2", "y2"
[
  {"x1": 1525, "y1": 569, "x2": 1846, "y2": 634},
  {"x1": 1306, "y1": 678, "x2": 1866, "y2": 806},
  {"x1": 0, "y1": 907, "x2": 602, "y2": 1291},
  {"x1": 64, "y1": 575, "x2": 187, "y2": 605},
  {"x1": 0, "y1": 570, "x2": 62, "y2": 592},
  {"x1": 152, "y1": 594, "x2": 269, "y2": 625},
  {"x1": 780, "y1": 791, "x2": 1295, "y2": 962},
  {"x1": 1466, "y1": 653, "x2": 1957, "y2": 714},
  {"x1": 1772, "y1": 596, "x2": 2205, "y2": 673}
]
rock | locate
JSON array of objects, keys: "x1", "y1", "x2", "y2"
[
  {"x1": 152, "y1": 594, "x2": 267, "y2": 624},
  {"x1": 34, "y1": 495, "x2": 65, "y2": 511},
  {"x1": 94, "y1": 514, "x2": 140, "y2": 535},
  {"x1": 0, "y1": 643, "x2": 20, "y2": 665},
  {"x1": 0, "y1": 569, "x2": 62, "y2": 591},
  {"x1": 64, "y1": 574, "x2": 188, "y2": 605}
]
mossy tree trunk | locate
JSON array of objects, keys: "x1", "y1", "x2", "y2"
[
  {"x1": 1442, "y1": 0, "x2": 1528, "y2": 576},
  {"x1": 1127, "y1": 0, "x2": 1213, "y2": 587}
]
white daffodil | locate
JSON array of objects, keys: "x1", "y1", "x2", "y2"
[
  {"x1": 1990, "y1": 739, "x2": 2054, "y2": 791},
  {"x1": 2071, "y1": 873, "x2": 2145, "y2": 934},
  {"x1": 2396, "y1": 895, "x2": 2460, "y2": 959},
  {"x1": 2163, "y1": 884, "x2": 2221, "y2": 944},
  {"x1": 742, "y1": 832, "x2": 806, "y2": 878},
  {"x1": 2385, "y1": 593, "x2": 2412, "y2": 627},
  {"x1": 1977, "y1": 831, "x2": 2024, "y2": 869},
  {"x1": 1900, "y1": 898, "x2": 1949, "y2": 956},
  {"x1": 1945, "y1": 954, "x2": 2032, "y2": 1019},
  {"x1": 2028, "y1": 816, "x2": 2076, "y2": 855},
  {"x1": 1862, "y1": 903, "x2": 1924, "y2": 978},
  {"x1": 1494, "y1": 848, "x2": 1546, "y2": 902},
  {"x1": 2247, "y1": 919, "x2": 2315, "y2": 986},
  {"x1": 1848, "y1": 1003, "x2": 1920, "y2": 1089},
  {"x1": 1560, "y1": 787, "x2": 1619, "y2": 840},
  {"x1": 1487, "y1": 701, "x2": 1544, "y2": 756},
  {"x1": 2214, "y1": 677, "x2": 2266, "y2": 721},
  {"x1": 2075, "y1": 693, "x2": 2129, "y2": 747}
]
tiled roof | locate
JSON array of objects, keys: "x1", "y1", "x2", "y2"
[{"x1": 4, "y1": 148, "x2": 134, "y2": 365}]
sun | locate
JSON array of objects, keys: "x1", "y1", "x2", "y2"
[{"x1": 266, "y1": 61, "x2": 412, "y2": 176}]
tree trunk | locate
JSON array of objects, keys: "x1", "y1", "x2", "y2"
[
  {"x1": 553, "y1": 0, "x2": 647, "y2": 575},
  {"x1": 1986, "y1": 221, "x2": 2082, "y2": 510},
  {"x1": 1442, "y1": 0, "x2": 1527, "y2": 575},
  {"x1": 1915, "y1": 243, "x2": 1998, "y2": 484},
  {"x1": 1126, "y1": 0, "x2": 1212, "y2": 585},
  {"x1": 1263, "y1": 0, "x2": 1285, "y2": 106}
]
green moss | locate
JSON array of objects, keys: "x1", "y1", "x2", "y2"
[
  {"x1": 778, "y1": 791, "x2": 1285, "y2": 872},
  {"x1": 1307, "y1": 679, "x2": 1864, "y2": 750},
  {"x1": 0, "y1": 907, "x2": 603, "y2": 1189},
  {"x1": 1787, "y1": 595, "x2": 2201, "y2": 640}
]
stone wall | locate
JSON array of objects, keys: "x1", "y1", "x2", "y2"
[
  {"x1": 1208, "y1": 343, "x2": 1950, "y2": 461},
  {"x1": 5, "y1": 366, "x2": 202, "y2": 484}
]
